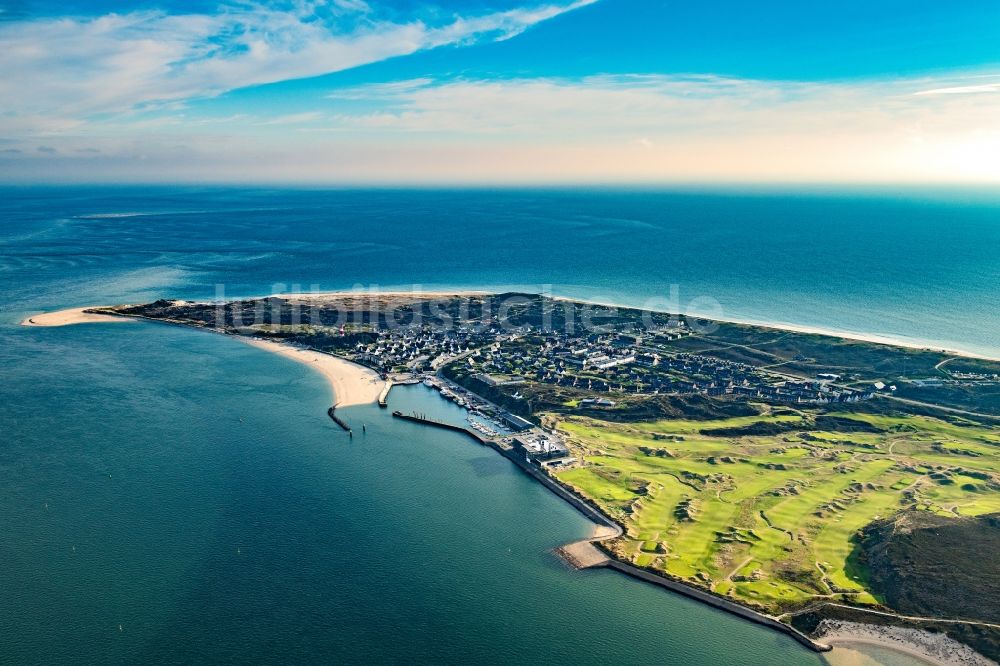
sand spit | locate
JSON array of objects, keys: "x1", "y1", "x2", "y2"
[
  {"x1": 21, "y1": 307, "x2": 134, "y2": 327},
  {"x1": 21, "y1": 306, "x2": 384, "y2": 407}
]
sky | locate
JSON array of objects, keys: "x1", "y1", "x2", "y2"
[{"x1": 1, "y1": 0, "x2": 1000, "y2": 184}]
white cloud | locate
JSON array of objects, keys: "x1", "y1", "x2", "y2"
[
  {"x1": 255, "y1": 111, "x2": 326, "y2": 126},
  {"x1": 0, "y1": 0, "x2": 595, "y2": 126},
  {"x1": 916, "y1": 83, "x2": 1000, "y2": 95},
  {"x1": 3, "y1": 72, "x2": 1000, "y2": 184},
  {"x1": 317, "y1": 74, "x2": 1000, "y2": 143}
]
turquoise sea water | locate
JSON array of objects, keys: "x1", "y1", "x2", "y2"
[{"x1": 2, "y1": 187, "x2": 994, "y2": 664}]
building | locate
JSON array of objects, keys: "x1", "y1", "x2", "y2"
[
  {"x1": 513, "y1": 433, "x2": 570, "y2": 463},
  {"x1": 500, "y1": 412, "x2": 534, "y2": 432},
  {"x1": 579, "y1": 397, "x2": 616, "y2": 408}
]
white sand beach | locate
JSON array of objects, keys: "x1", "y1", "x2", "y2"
[
  {"x1": 270, "y1": 290, "x2": 1000, "y2": 362},
  {"x1": 818, "y1": 621, "x2": 994, "y2": 666},
  {"x1": 272, "y1": 289, "x2": 491, "y2": 301},
  {"x1": 241, "y1": 337, "x2": 385, "y2": 407},
  {"x1": 21, "y1": 307, "x2": 133, "y2": 327},
  {"x1": 545, "y1": 294, "x2": 1000, "y2": 362},
  {"x1": 709, "y1": 317, "x2": 1000, "y2": 363},
  {"x1": 22, "y1": 306, "x2": 385, "y2": 407}
]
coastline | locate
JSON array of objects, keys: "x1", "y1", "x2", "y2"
[
  {"x1": 239, "y1": 337, "x2": 385, "y2": 407},
  {"x1": 21, "y1": 305, "x2": 385, "y2": 408},
  {"x1": 272, "y1": 289, "x2": 492, "y2": 300},
  {"x1": 403, "y1": 404, "x2": 998, "y2": 666},
  {"x1": 546, "y1": 294, "x2": 1000, "y2": 362},
  {"x1": 20, "y1": 307, "x2": 134, "y2": 327},
  {"x1": 21, "y1": 302, "x2": 997, "y2": 664},
  {"x1": 690, "y1": 315, "x2": 1000, "y2": 364},
  {"x1": 261, "y1": 289, "x2": 999, "y2": 362},
  {"x1": 817, "y1": 621, "x2": 994, "y2": 666},
  {"x1": 417, "y1": 412, "x2": 835, "y2": 654}
]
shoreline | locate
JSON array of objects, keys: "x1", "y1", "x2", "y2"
[
  {"x1": 21, "y1": 302, "x2": 997, "y2": 664},
  {"x1": 547, "y1": 294, "x2": 1000, "y2": 362},
  {"x1": 689, "y1": 314, "x2": 1000, "y2": 363},
  {"x1": 238, "y1": 337, "x2": 386, "y2": 408},
  {"x1": 255, "y1": 288, "x2": 997, "y2": 362},
  {"x1": 395, "y1": 403, "x2": 999, "y2": 665},
  {"x1": 817, "y1": 620, "x2": 994, "y2": 666},
  {"x1": 22, "y1": 305, "x2": 385, "y2": 407},
  {"x1": 20, "y1": 307, "x2": 135, "y2": 327}
]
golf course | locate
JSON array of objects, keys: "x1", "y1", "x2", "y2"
[{"x1": 550, "y1": 408, "x2": 1000, "y2": 612}]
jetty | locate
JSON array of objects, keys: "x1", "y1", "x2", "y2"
[
  {"x1": 391, "y1": 411, "x2": 487, "y2": 443},
  {"x1": 378, "y1": 382, "x2": 392, "y2": 408},
  {"x1": 327, "y1": 406, "x2": 351, "y2": 432}
]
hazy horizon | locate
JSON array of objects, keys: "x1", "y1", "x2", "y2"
[{"x1": 2, "y1": 0, "x2": 999, "y2": 185}]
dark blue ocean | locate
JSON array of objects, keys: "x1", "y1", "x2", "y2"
[
  {"x1": 2, "y1": 186, "x2": 995, "y2": 665},
  {"x1": 3, "y1": 186, "x2": 998, "y2": 356}
]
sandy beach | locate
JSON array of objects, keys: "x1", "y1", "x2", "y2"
[
  {"x1": 703, "y1": 317, "x2": 1000, "y2": 363},
  {"x1": 544, "y1": 294, "x2": 1000, "y2": 362},
  {"x1": 21, "y1": 307, "x2": 133, "y2": 327},
  {"x1": 22, "y1": 306, "x2": 385, "y2": 407},
  {"x1": 241, "y1": 337, "x2": 385, "y2": 407},
  {"x1": 272, "y1": 289, "x2": 491, "y2": 301},
  {"x1": 818, "y1": 621, "x2": 994, "y2": 666},
  {"x1": 271, "y1": 289, "x2": 997, "y2": 362}
]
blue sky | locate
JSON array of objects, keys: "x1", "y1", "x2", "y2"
[{"x1": 1, "y1": 0, "x2": 999, "y2": 183}]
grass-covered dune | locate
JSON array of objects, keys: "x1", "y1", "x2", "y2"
[
  {"x1": 550, "y1": 407, "x2": 1000, "y2": 615},
  {"x1": 858, "y1": 511, "x2": 1000, "y2": 623},
  {"x1": 790, "y1": 511, "x2": 1000, "y2": 661}
]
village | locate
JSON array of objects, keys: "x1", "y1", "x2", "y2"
[
  {"x1": 339, "y1": 317, "x2": 878, "y2": 419},
  {"x1": 328, "y1": 315, "x2": 880, "y2": 471}
]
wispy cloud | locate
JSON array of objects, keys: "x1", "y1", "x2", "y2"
[
  {"x1": 916, "y1": 83, "x2": 1000, "y2": 95},
  {"x1": 3, "y1": 51, "x2": 999, "y2": 183},
  {"x1": 254, "y1": 111, "x2": 326, "y2": 126},
  {"x1": 0, "y1": 0, "x2": 595, "y2": 125},
  {"x1": 316, "y1": 74, "x2": 1000, "y2": 145}
]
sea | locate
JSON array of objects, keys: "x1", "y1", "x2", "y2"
[{"x1": 2, "y1": 186, "x2": 997, "y2": 665}]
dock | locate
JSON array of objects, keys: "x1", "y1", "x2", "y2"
[
  {"x1": 391, "y1": 411, "x2": 488, "y2": 444},
  {"x1": 378, "y1": 382, "x2": 392, "y2": 408}
]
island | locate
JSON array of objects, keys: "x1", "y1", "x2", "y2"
[{"x1": 28, "y1": 291, "x2": 1000, "y2": 665}]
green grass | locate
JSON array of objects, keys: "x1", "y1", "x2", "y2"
[{"x1": 552, "y1": 410, "x2": 1000, "y2": 613}]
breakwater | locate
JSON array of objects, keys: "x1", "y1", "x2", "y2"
[
  {"x1": 391, "y1": 411, "x2": 486, "y2": 442},
  {"x1": 327, "y1": 406, "x2": 352, "y2": 431},
  {"x1": 600, "y1": 560, "x2": 829, "y2": 653},
  {"x1": 378, "y1": 383, "x2": 392, "y2": 408}
]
